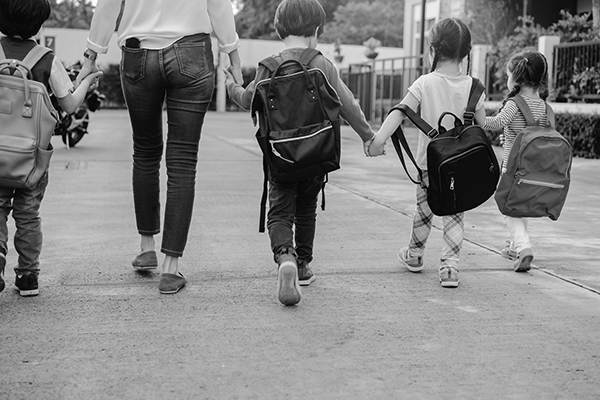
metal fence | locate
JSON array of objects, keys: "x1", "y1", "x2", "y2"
[
  {"x1": 553, "y1": 40, "x2": 600, "y2": 102},
  {"x1": 341, "y1": 55, "x2": 425, "y2": 123}
]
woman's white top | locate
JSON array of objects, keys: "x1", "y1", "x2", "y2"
[{"x1": 87, "y1": 0, "x2": 240, "y2": 54}]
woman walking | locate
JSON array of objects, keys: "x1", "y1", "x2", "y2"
[{"x1": 78, "y1": 0, "x2": 243, "y2": 294}]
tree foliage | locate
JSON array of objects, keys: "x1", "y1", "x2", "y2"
[
  {"x1": 464, "y1": 0, "x2": 521, "y2": 45},
  {"x1": 488, "y1": 11, "x2": 600, "y2": 98},
  {"x1": 45, "y1": 0, "x2": 94, "y2": 29},
  {"x1": 320, "y1": 0, "x2": 403, "y2": 47}
]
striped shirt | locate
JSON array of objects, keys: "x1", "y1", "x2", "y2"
[{"x1": 484, "y1": 95, "x2": 549, "y2": 170}]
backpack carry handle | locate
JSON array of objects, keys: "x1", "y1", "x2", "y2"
[
  {"x1": 0, "y1": 61, "x2": 33, "y2": 118},
  {"x1": 266, "y1": 59, "x2": 318, "y2": 110},
  {"x1": 437, "y1": 111, "x2": 463, "y2": 134}
]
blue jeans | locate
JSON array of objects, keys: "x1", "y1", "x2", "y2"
[
  {"x1": 120, "y1": 34, "x2": 215, "y2": 257},
  {"x1": 0, "y1": 173, "x2": 49, "y2": 275},
  {"x1": 267, "y1": 176, "x2": 324, "y2": 266}
]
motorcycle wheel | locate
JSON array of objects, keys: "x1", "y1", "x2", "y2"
[
  {"x1": 68, "y1": 130, "x2": 86, "y2": 147},
  {"x1": 67, "y1": 109, "x2": 89, "y2": 147}
]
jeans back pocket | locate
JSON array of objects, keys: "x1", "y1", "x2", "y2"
[
  {"x1": 174, "y1": 41, "x2": 213, "y2": 79},
  {"x1": 121, "y1": 47, "x2": 147, "y2": 84}
]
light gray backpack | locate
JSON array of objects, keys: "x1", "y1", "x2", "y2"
[
  {"x1": 494, "y1": 95, "x2": 572, "y2": 220},
  {"x1": 0, "y1": 44, "x2": 58, "y2": 189}
]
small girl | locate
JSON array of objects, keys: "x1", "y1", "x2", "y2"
[
  {"x1": 369, "y1": 18, "x2": 486, "y2": 288},
  {"x1": 483, "y1": 50, "x2": 552, "y2": 272}
]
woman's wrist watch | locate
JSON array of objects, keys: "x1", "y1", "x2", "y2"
[{"x1": 83, "y1": 48, "x2": 97, "y2": 61}]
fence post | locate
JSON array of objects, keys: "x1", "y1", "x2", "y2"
[
  {"x1": 471, "y1": 44, "x2": 492, "y2": 84},
  {"x1": 538, "y1": 35, "x2": 561, "y2": 92}
]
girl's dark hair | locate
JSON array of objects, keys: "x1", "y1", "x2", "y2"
[
  {"x1": 0, "y1": 0, "x2": 51, "y2": 39},
  {"x1": 428, "y1": 18, "x2": 472, "y2": 74},
  {"x1": 274, "y1": 0, "x2": 326, "y2": 39},
  {"x1": 505, "y1": 49, "x2": 549, "y2": 101}
]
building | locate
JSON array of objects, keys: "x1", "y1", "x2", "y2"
[{"x1": 403, "y1": 0, "x2": 594, "y2": 57}]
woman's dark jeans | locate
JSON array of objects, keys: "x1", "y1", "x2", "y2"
[
  {"x1": 267, "y1": 176, "x2": 324, "y2": 266},
  {"x1": 120, "y1": 34, "x2": 214, "y2": 257}
]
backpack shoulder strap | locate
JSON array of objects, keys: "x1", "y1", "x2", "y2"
[
  {"x1": 298, "y1": 48, "x2": 322, "y2": 66},
  {"x1": 21, "y1": 45, "x2": 52, "y2": 71},
  {"x1": 464, "y1": 77, "x2": 485, "y2": 124},
  {"x1": 509, "y1": 95, "x2": 537, "y2": 126},
  {"x1": 258, "y1": 56, "x2": 280, "y2": 74}
]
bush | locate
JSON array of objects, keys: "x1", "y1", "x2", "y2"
[
  {"x1": 555, "y1": 112, "x2": 600, "y2": 158},
  {"x1": 485, "y1": 106, "x2": 600, "y2": 158},
  {"x1": 97, "y1": 64, "x2": 125, "y2": 108}
]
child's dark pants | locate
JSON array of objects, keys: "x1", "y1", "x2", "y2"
[
  {"x1": 0, "y1": 173, "x2": 48, "y2": 276},
  {"x1": 267, "y1": 175, "x2": 324, "y2": 266}
]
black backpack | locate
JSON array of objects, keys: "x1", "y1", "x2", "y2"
[
  {"x1": 390, "y1": 78, "x2": 500, "y2": 216},
  {"x1": 251, "y1": 48, "x2": 342, "y2": 231}
]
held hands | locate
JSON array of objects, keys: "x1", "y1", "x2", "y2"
[
  {"x1": 75, "y1": 59, "x2": 100, "y2": 90},
  {"x1": 366, "y1": 134, "x2": 386, "y2": 157},
  {"x1": 229, "y1": 64, "x2": 243, "y2": 85},
  {"x1": 223, "y1": 66, "x2": 236, "y2": 86}
]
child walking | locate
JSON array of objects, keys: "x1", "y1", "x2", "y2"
[
  {"x1": 225, "y1": 0, "x2": 375, "y2": 305},
  {"x1": 483, "y1": 50, "x2": 552, "y2": 272},
  {"x1": 0, "y1": 0, "x2": 102, "y2": 296},
  {"x1": 368, "y1": 18, "x2": 486, "y2": 288}
]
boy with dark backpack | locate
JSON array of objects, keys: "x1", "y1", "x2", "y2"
[
  {"x1": 0, "y1": 0, "x2": 102, "y2": 296},
  {"x1": 225, "y1": 0, "x2": 375, "y2": 306}
]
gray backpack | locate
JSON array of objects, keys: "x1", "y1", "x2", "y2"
[
  {"x1": 0, "y1": 44, "x2": 58, "y2": 189},
  {"x1": 494, "y1": 95, "x2": 572, "y2": 220}
]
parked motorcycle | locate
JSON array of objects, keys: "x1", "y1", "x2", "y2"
[{"x1": 53, "y1": 62, "x2": 105, "y2": 148}]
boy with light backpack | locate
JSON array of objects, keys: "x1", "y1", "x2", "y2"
[
  {"x1": 225, "y1": 0, "x2": 375, "y2": 306},
  {"x1": 0, "y1": 0, "x2": 102, "y2": 296}
]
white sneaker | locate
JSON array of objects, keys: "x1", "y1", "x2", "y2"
[{"x1": 398, "y1": 248, "x2": 424, "y2": 272}]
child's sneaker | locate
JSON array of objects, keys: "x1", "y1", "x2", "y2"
[
  {"x1": 277, "y1": 253, "x2": 301, "y2": 306},
  {"x1": 514, "y1": 248, "x2": 534, "y2": 272},
  {"x1": 439, "y1": 266, "x2": 459, "y2": 288},
  {"x1": 501, "y1": 241, "x2": 517, "y2": 261},
  {"x1": 398, "y1": 248, "x2": 423, "y2": 272},
  {"x1": 298, "y1": 263, "x2": 316, "y2": 286},
  {"x1": 15, "y1": 273, "x2": 39, "y2": 297},
  {"x1": 0, "y1": 253, "x2": 5, "y2": 293}
]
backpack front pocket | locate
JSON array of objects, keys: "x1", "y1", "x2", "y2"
[{"x1": 268, "y1": 120, "x2": 338, "y2": 173}]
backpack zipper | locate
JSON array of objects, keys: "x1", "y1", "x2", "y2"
[
  {"x1": 269, "y1": 125, "x2": 333, "y2": 163},
  {"x1": 517, "y1": 178, "x2": 564, "y2": 189}
]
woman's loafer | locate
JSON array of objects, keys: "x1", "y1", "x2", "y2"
[
  {"x1": 159, "y1": 272, "x2": 187, "y2": 294},
  {"x1": 132, "y1": 250, "x2": 158, "y2": 271}
]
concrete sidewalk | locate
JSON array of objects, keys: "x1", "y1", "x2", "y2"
[{"x1": 0, "y1": 110, "x2": 599, "y2": 400}]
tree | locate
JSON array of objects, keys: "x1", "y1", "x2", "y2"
[
  {"x1": 235, "y1": 0, "x2": 348, "y2": 39},
  {"x1": 320, "y1": 0, "x2": 403, "y2": 47},
  {"x1": 464, "y1": 0, "x2": 521, "y2": 45},
  {"x1": 45, "y1": 0, "x2": 94, "y2": 29}
]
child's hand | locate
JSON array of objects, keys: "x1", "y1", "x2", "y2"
[
  {"x1": 81, "y1": 71, "x2": 103, "y2": 91},
  {"x1": 363, "y1": 133, "x2": 375, "y2": 156},
  {"x1": 499, "y1": 133, "x2": 505, "y2": 146},
  {"x1": 367, "y1": 136, "x2": 386, "y2": 157}
]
